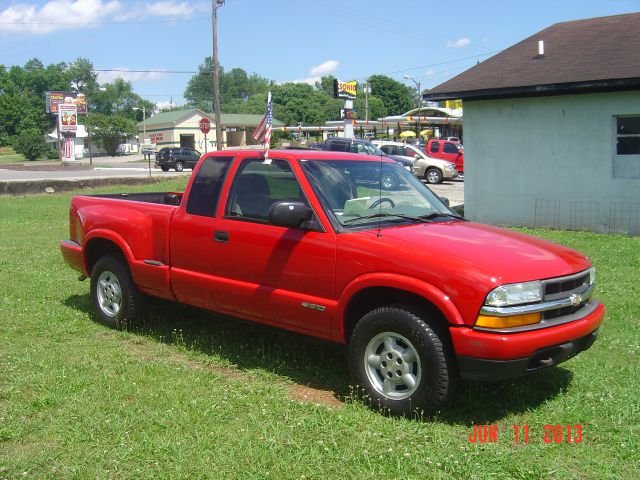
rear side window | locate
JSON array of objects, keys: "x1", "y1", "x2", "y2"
[
  {"x1": 328, "y1": 141, "x2": 348, "y2": 152},
  {"x1": 380, "y1": 145, "x2": 396, "y2": 155},
  {"x1": 186, "y1": 156, "x2": 233, "y2": 217},
  {"x1": 443, "y1": 143, "x2": 459, "y2": 154},
  {"x1": 429, "y1": 141, "x2": 440, "y2": 153}
]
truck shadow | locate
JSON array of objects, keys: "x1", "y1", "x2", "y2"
[{"x1": 64, "y1": 294, "x2": 572, "y2": 423}]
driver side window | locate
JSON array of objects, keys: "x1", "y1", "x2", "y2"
[{"x1": 225, "y1": 159, "x2": 306, "y2": 222}]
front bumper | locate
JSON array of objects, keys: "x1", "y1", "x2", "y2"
[
  {"x1": 458, "y1": 329, "x2": 598, "y2": 381},
  {"x1": 450, "y1": 301, "x2": 605, "y2": 380}
]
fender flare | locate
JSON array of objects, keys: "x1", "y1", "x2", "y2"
[
  {"x1": 83, "y1": 228, "x2": 136, "y2": 272},
  {"x1": 335, "y1": 272, "x2": 465, "y2": 341}
]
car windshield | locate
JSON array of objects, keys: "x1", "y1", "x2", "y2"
[
  {"x1": 359, "y1": 141, "x2": 384, "y2": 156},
  {"x1": 300, "y1": 159, "x2": 461, "y2": 229}
]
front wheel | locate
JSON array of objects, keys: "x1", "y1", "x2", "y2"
[
  {"x1": 90, "y1": 254, "x2": 144, "y2": 328},
  {"x1": 161, "y1": 165, "x2": 170, "y2": 172},
  {"x1": 425, "y1": 168, "x2": 443, "y2": 184},
  {"x1": 174, "y1": 161, "x2": 184, "y2": 172},
  {"x1": 348, "y1": 306, "x2": 456, "y2": 416}
]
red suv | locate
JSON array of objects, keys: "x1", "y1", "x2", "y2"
[{"x1": 426, "y1": 139, "x2": 464, "y2": 176}]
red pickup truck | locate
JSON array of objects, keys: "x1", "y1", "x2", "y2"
[
  {"x1": 426, "y1": 139, "x2": 464, "y2": 175},
  {"x1": 61, "y1": 149, "x2": 604, "y2": 415}
]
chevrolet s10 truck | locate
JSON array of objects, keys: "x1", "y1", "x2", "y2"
[{"x1": 60, "y1": 149, "x2": 605, "y2": 415}]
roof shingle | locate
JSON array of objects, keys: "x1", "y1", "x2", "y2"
[{"x1": 425, "y1": 13, "x2": 640, "y2": 100}]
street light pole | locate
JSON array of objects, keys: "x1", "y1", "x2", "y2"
[
  {"x1": 212, "y1": 0, "x2": 225, "y2": 151},
  {"x1": 404, "y1": 74, "x2": 421, "y2": 137}
]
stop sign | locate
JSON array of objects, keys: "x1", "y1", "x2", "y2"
[{"x1": 199, "y1": 118, "x2": 211, "y2": 134}]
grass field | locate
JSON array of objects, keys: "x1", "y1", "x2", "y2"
[
  {"x1": 0, "y1": 179, "x2": 638, "y2": 479},
  {"x1": 0, "y1": 148, "x2": 26, "y2": 164}
]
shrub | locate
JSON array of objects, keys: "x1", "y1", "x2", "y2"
[{"x1": 13, "y1": 129, "x2": 50, "y2": 161}]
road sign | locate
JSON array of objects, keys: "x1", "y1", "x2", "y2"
[{"x1": 199, "y1": 118, "x2": 211, "y2": 134}]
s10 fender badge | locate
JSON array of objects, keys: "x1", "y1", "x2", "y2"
[{"x1": 301, "y1": 302, "x2": 326, "y2": 312}]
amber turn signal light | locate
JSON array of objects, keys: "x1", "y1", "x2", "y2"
[{"x1": 475, "y1": 313, "x2": 541, "y2": 329}]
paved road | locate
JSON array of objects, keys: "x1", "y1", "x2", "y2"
[
  {"x1": 0, "y1": 154, "x2": 465, "y2": 206},
  {"x1": 0, "y1": 154, "x2": 189, "y2": 182}
]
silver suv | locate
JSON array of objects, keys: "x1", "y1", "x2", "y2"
[{"x1": 372, "y1": 141, "x2": 457, "y2": 184}]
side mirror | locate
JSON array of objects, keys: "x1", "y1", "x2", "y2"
[
  {"x1": 414, "y1": 154, "x2": 421, "y2": 160},
  {"x1": 439, "y1": 196, "x2": 450, "y2": 207},
  {"x1": 268, "y1": 201, "x2": 313, "y2": 229}
]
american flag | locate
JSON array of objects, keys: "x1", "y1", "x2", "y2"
[{"x1": 252, "y1": 91, "x2": 272, "y2": 158}]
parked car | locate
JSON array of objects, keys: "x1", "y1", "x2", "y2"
[
  {"x1": 373, "y1": 140, "x2": 457, "y2": 184},
  {"x1": 155, "y1": 147, "x2": 201, "y2": 172},
  {"x1": 316, "y1": 137, "x2": 414, "y2": 189},
  {"x1": 426, "y1": 139, "x2": 464, "y2": 175},
  {"x1": 61, "y1": 149, "x2": 605, "y2": 416}
]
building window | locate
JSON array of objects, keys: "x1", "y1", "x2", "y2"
[{"x1": 616, "y1": 116, "x2": 640, "y2": 155}]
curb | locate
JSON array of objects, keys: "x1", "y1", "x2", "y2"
[{"x1": 0, "y1": 176, "x2": 164, "y2": 196}]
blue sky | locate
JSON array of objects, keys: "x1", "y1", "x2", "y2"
[{"x1": 1, "y1": 0, "x2": 638, "y2": 109}]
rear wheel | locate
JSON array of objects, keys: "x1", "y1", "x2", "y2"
[
  {"x1": 348, "y1": 306, "x2": 456, "y2": 416},
  {"x1": 381, "y1": 173, "x2": 398, "y2": 190},
  {"x1": 426, "y1": 168, "x2": 443, "y2": 184},
  {"x1": 175, "y1": 161, "x2": 184, "y2": 172},
  {"x1": 90, "y1": 254, "x2": 144, "y2": 328}
]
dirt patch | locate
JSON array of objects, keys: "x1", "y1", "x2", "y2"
[
  {"x1": 122, "y1": 337, "x2": 342, "y2": 408},
  {"x1": 288, "y1": 384, "x2": 342, "y2": 408}
]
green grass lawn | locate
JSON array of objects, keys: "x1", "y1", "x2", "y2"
[
  {"x1": 0, "y1": 152, "x2": 26, "y2": 164},
  {"x1": 1, "y1": 180, "x2": 638, "y2": 479}
]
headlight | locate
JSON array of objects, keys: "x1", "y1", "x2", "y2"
[
  {"x1": 588, "y1": 267, "x2": 595, "y2": 285},
  {"x1": 485, "y1": 281, "x2": 542, "y2": 307},
  {"x1": 404, "y1": 165, "x2": 412, "y2": 171},
  {"x1": 448, "y1": 163, "x2": 455, "y2": 170}
]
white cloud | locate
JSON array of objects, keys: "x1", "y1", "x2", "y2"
[
  {"x1": 0, "y1": 0, "x2": 207, "y2": 35},
  {"x1": 425, "y1": 68, "x2": 435, "y2": 76},
  {"x1": 292, "y1": 59, "x2": 340, "y2": 85},
  {"x1": 446, "y1": 37, "x2": 471, "y2": 48},
  {"x1": 0, "y1": 0, "x2": 121, "y2": 34},
  {"x1": 97, "y1": 68, "x2": 168, "y2": 84}
]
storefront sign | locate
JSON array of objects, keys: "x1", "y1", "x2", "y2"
[{"x1": 46, "y1": 91, "x2": 87, "y2": 114}]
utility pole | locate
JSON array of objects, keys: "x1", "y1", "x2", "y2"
[{"x1": 212, "y1": 0, "x2": 225, "y2": 151}]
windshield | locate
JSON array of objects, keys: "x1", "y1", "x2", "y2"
[
  {"x1": 360, "y1": 141, "x2": 385, "y2": 156},
  {"x1": 300, "y1": 159, "x2": 461, "y2": 229}
]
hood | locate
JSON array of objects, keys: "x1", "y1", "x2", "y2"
[
  {"x1": 381, "y1": 220, "x2": 590, "y2": 285},
  {"x1": 383, "y1": 153, "x2": 413, "y2": 167}
]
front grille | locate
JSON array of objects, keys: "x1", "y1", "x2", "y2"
[
  {"x1": 543, "y1": 302, "x2": 587, "y2": 320},
  {"x1": 544, "y1": 273, "x2": 589, "y2": 297}
]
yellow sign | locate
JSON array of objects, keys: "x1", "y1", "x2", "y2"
[{"x1": 334, "y1": 79, "x2": 357, "y2": 100}]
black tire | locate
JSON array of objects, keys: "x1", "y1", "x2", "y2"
[
  {"x1": 380, "y1": 173, "x2": 398, "y2": 190},
  {"x1": 425, "y1": 168, "x2": 443, "y2": 184},
  {"x1": 90, "y1": 254, "x2": 144, "y2": 328},
  {"x1": 348, "y1": 306, "x2": 456, "y2": 416},
  {"x1": 161, "y1": 166, "x2": 170, "y2": 172},
  {"x1": 174, "y1": 161, "x2": 184, "y2": 172}
]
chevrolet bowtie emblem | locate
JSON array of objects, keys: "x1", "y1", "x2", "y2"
[{"x1": 569, "y1": 293, "x2": 582, "y2": 306}]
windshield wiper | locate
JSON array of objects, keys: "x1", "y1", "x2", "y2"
[
  {"x1": 343, "y1": 212, "x2": 432, "y2": 225},
  {"x1": 420, "y1": 212, "x2": 465, "y2": 221}
]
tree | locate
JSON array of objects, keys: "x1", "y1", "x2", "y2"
[
  {"x1": 184, "y1": 58, "x2": 271, "y2": 112},
  {"x1": 13, "y1": 129, "x2": 50, "y2": 161},
  {"x1": 367, "y1": 75, "x2": 414, "y2": 115},
  {"x1": 86, "y1": 113, "x2": 136, "y2": 156}
]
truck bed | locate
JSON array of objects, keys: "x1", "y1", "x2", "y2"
[{"x1": 87, "y1": 192, "x2": 183, "y2": 206}]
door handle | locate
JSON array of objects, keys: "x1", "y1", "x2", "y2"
[{"x1": 214, "y1": 231, "x2": 229, "y2": 242}]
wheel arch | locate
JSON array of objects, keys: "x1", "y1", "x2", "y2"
[
  {"x1": 337, "y1": 274, "x2": 464, "y2": 343},
  {"x1": 84, "y1": 230, "x2": 135, "y2": 276}
]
